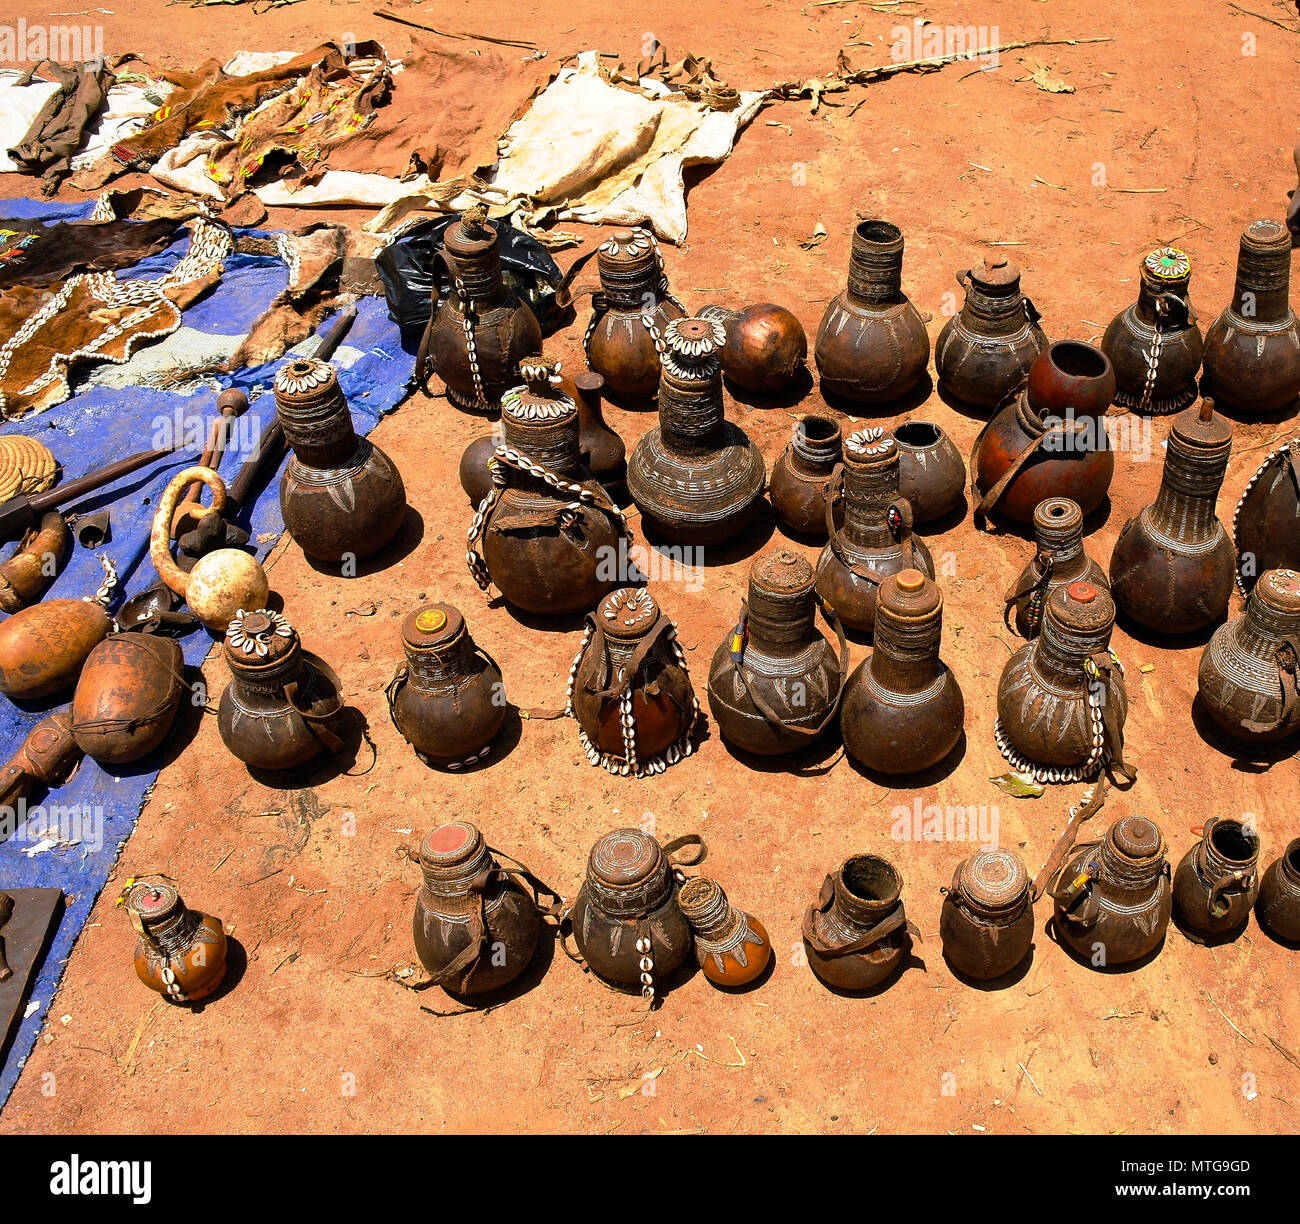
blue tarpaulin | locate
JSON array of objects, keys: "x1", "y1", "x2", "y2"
[{"x1": 0, "y1": 199, "x2": 415, "y2": 1104}]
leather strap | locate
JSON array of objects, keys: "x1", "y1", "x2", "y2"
[
  {"x1": 973, "y1": 417, "x2": 1088, "y2": 528},
  {"x1": 824, "y1": 464, "x2": 916, "y2": 583},
  {"x1": 800, "y1": 873, "x2": 915, "y2": 956},
  {"x1": 1031, "y1": 779, "x2": 1108, "y2": 902},
  {"x1": 1088, "y1": 651, "x2": 1136, "y2": 783},
  {"x1": 1003, "y1": 554, "x2": 1053, "y2": 632},
  {"x1": 285, "y1": 651, "x2": 346, "y2": 756}
]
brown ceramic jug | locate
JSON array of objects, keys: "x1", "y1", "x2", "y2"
[
  {"x1": 939, "y1": 848, "x2": 1034, "y2": 980},
  {"x1": 1051, "y1": 815, "x2": 1171, "y2": 967},
  {"x1": 1256, "y1": 838, "x2": 1300, "y2": 943},
  {"x1": 568, "y1": 828, "x2": 704, "y2": 996},
  {"x1": 1006, "y1": 497, "x2": 1108, "y2": 639},
  {"x1": 815, "y1": 219, "x2": 929, "y2": 405},
  {"x1": 814, "y1": 428, "x2": 934, "y2": 633},
  {"x1": 706, "y1": 549, "x2": 848, "y2": 756},
  {"x1": 1102, "y1": 247, "x2": 1202, "y2": 414},
  {"x1": 420, "y1": 206, "x2": 543, "y2": 412},
  {"x1": 698, "y1": 302, "x2": 808, "y2": 393},
  {"x1": 388, "y1": 604, "x2": 505, "y2": 769},
  {"x1": 71, "y1": 630, "x2": 184, "y2": 765},
  {"x1": 568, "y1": 588, "x2": 698, "y2": 776},
  {"x1": 626, "y1": 316, "x2": 767, "y2": 546},
  {"x1": 996, "y1": 581, "x2": 1131, "y2": 784},
  {"x1": 585, "y1": 227, "x2": 686, "y2": 404},
  {"x1": 411, "y1": 822, "x2": 557, "y2": 997},
  {"x1": 935, "y1": 257, "x2": 1047, "y2": 412},
  {"x1": 573, "y1": 370, "x2": 627, "y2": 496},
  {"x1": 1202, "y1": 220, "x2": 1300, "y2": 417},
  {"x1": 1172, "y1": 816, "x2": 1260, "y2": 942},
  {"x1": 1109, "y1": 398, "x2": 1235, "y2": 635},
  {"x1": 971, "y1": 341, "x2": 1116, "y2": 526},
  {"x1": 1198, "y1": 568, "x2": 1300, "y2": 745},
  {"x1": 216, "y1": 608, "x2": 345, "y2": 771},
  {"x1": 678, "y1": 875, "x2": 771, "y2": 987},
  {"x1": 841, "y1": 568, "x2": 964, "y2": 775},
  {"x1": 1233, "y1": 436, "x2": 1300, "y2": 595},
  {"x1": 274, "y1": 357, "x2": 407, "y2": 565},
  {"x1": 893, "y1": 421, "x2": 966, "y2": 524},
  {"x1": 467, "y1": 358, "x2": 628, "y2": 616},
  {"x1": 803, "y1": 855, "x2": 915, "y2": 991},
  {"x1": 126, "y1": 878, "x2": 228, "y2": 1004},
  {"x1": 768, "y1": 414, "x2": 842, "y2": 538}
]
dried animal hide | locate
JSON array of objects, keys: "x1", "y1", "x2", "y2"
[
  {"x1": 0, "y1": 214, "x2": 181, "y2": 289},
  {"x1": 7, "y1": 59, "x2": 113, "y2": 194}
]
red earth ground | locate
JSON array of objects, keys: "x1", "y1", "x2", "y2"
[{"x1": 1, "y1": 0, "x2": 1299, "y2": 1134}]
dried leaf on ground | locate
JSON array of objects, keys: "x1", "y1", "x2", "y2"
[
  {"x1": 1017, "y1": 58, "x2": 1074, "y2": 94},
  {"x1": 990, "y1": 771, "x2": 1045, "y2": 799}
]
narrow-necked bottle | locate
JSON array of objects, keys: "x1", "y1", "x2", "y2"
[{"x1": 1006, "y1": 497, "x2": 1108, "y2": 639}]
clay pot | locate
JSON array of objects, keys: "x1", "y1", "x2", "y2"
[
  {"x1": 274, "y1": 357, "x2": 407, "y2": 564},
  {"x1": 467, "y1": 359, "x2": 626, "y2": 616},
  {"x1": 150, "y1": 466, "x2": 268, "y2": 633},
  {"x1": 1006, "y1": 497, "x2": 1108, "y2": 639},
  {"x1": 1256, "y1": 838, "x2": 1300, "y2": 942},
  {"x1": 768, "y1": 414, "x2": 842, "y2": 537},
  {"x1": 1202, "y1": 220, "x2": 1300, "y2": 417},
  {"x1": 893, "y1": 421, "x2": 966, "y2": 523},
  {"x1": 935, "y1": 257, "x2": 1047, "y2": 411},
  {"x1": 1232, "y1": 437, "x2": 1300, "y2": 596},
  {"x1": 971, "y1": 341, "x2": 1116, "y2": 525},
  {"x1": 996, "y1": 580, "x2": 1129, "y2": 783},
  {"x1": 815, "y1": 219, "x2": 929, "y2": 405},
  {"x1": 1198, "y1": 568, "x2": 1300, "y2": 745},
  {"x1": 626, "y1": 316, "x2": 766, "y2": 546},
  {"x1": 678, "y1": 875, "x2": 771, "y2": 987},
  {"x1": 0, "y1": 597, "x2": 111, "y2": 699},
  {"x1": 1173, "y1": 816, "x2": 1260, "y2": 942},
  {"x1": 388, "y1": 604, "x2": 505, "y2": 769},
  {"x1": 71, "y1": 632, "x2": 184, "y2": 765},
  {"x1": 411, "y1": 822, "x2": 543, "y2": 996},
  {"x1": 841, "y1": 568, "x2": 964, "y2": 774},
  {"x1": 423, "y1": 208, "x2": 542, "y2": 412},
  {"x1": 815, "y1": 428, "x2": 934, "y2": 633},
  {"x1": 1051, "y1": 816, "x2": 1171, "y2": 967},
  {"x1": 939, "y1": 848, "x2": 1034, "y2": 980},
  {"x1": 568, "y1": 588, "x2": 698, "y2": 776},
  {"x1": 126, "y1": 879, "x2": 227, "y2": 1004},
  {"x1": 217, "y1": 608, "x2": 344, "y2": 772},
  {"x1": 698, "y1": 302, "x2": 808, "y2": 393},
  {"x1": 573, "y1": 370, "x2": 627, "y2": 496},
  {"x1": 1109, "y1": 398, "x2": 1235, "y2": 635},
  {"x1": 707, "y1": 549, "x2": 848, "y2": 756},
  {"x1": 585, "y1": 228, "x2": 685, "y2": 404},
  {"x1": 803, "y1": 855, "x2": 912, "y2": 991},
  {"x1": 1102, "y1": 247, "x2": 1203, "y2": 415},
  {"x1": 569, "y1": 828, "x2": 699, "y2": 992}
]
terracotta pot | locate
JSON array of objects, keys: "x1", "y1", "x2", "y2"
[
  {"x1": 1256, "y1": 837, "x2": 1300, "y2": 942},
  {"x1": 678, "y1": 875, "x2": 770, "y2": 987},
  {"x1": 768, "y1": 414, "x2": 842, "y2": 537},
  {"x1": 939, "y1": 848, "x2": 1034, "y2": 980},
  {"x1": 72, "y1": 632, "x2": 184, "y2": 765},
  {"x1": 815, "y1": 219, "x2": 929, "y2": 405},
  {"x1": 1109, "y1": 398, "x2": 1235, "y2": 634},
  {"x1": 803, "y1": 855, "x2": 912, "y2": 991},
  {"x1": 573, "y1": 370, "x2": 627, "y2": 496},
  {"x1": 893, "y1": 421, "x2": 966, "y2": 523},
  {"x1": 698, "y1": 302, "x2": 808, "y2": 393},
  {"x1": 274, "y1": 357, "x2": 407, "y2": 564},
  {"x1": 1006, "y1": 497, "x2": 1108, "y2": 639},
  {"x1": 935, "y1": 257, "x2": 1047, "y2": 412},
  {"x1": 626, "y1": 316, "x2": 766, "y2": 546},
  {"x1": 388, "y1": 604, "x2": 505, "y2": 769},
  {"x1": 1102, "y1": 247, "x2": 1202, "y2": 415},
  {"x1": 1202, "y1": 220, "x2": 1300, "y2": 417},
  {"x1": 126, "y1": 879, "x2": 227, "y2": 1003},
  {"x1": 1172, "y1": 816, "x2": 1260, "y2": 942},
  {"x1": 1051, "y1": 816, "x2": 1171, "y2": 967},
  {"x1": 971, "y1": 340, "x2": 1116, "y2": 525}
]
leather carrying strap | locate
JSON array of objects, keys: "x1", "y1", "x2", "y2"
[
  {"x1": 584, "y1": 615, "x2": 677, "y2": 702},
  {"x1": 972, "y1": 416, "x2": 1088, "y2": 529},
  {"x1": 1273, "y1": 635, "x2": 1300, "y2": 726},
  {"x1": 800, "y1": 873, "x2": 916, "y2": 956},
  {"x1": 1003, "y1": 554, "x2": 1053, "y2": 631},
  {"x1": 413, "y1": 249, "x2": 451, "y2": 387},
  {"x1": 285, "y1": 651, "x2": 346, "y2": 756},
  {"x1": 1087, "y1": 650, "x2": 1136, "y2": 784},
  {"x1": 1031, "y1": 779, "x2": 1108, "y2": 902},
  {"x1": 823, "y1": 464, "x2": 916, "y2": 583}
]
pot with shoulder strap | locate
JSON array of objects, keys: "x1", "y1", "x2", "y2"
[
  {"x1": 466, "y1": 357, "x2": 628, "y2": 616},
  {"x1": 217, "y1": 608, "x2": 346, "y2": 772},
  {"x1": 707, "y1": 549, "x2": 848, "y2": 756},
  {"x1": 566, "y1": 828, "x2": 706, "y2": 996},
  {"x1": 814, "y1": 427, "x2": 933, "y2": 633},
  {"x1": 1005, "y1": 497, "x2": 1108, "y2": 640},
  {"x1": 803, "y1": 854, "x2": 916, "y2": 991},
  {"x1": 939, "y1": 847, "x2": 1035, "y2": 981},
  {"x1": 409, "y1": 821, "x2": 561, "y2": 998},
  {"x1": 841, "y1": 568, "x2": 964, "y2": 775},
  {"x1": 567, "y1": 588, "x2": 699, "y2": 776},
  {"x1": 1050, "y1": 815, "x2": 1171, "y2": 966},
  {"x1": 1198, "y1": 568, "x2": 1300, "y2": 745},
  {"x1": 388, "y1": 603, "x2": 505, "y2": 770},
  {"x1": 971, "y1": 340, "x2": 1116, "y2": 527},
  {"x1": 1172, "y1": 815, "x2": 1260, "y2": 942}
]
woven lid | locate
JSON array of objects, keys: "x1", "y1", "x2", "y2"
[
  {"x1": 664, "y1": 316, "x2": 725, "y2": 364},
  {"x1": 419, "y1": 821, "x2": 483, "y2": 867},
  {"x1": 596, "y1": 588, "x2": 660, "y2": 640},
  {"x1": 0, "y1": 435, "x2": 58, "y2": 503},
  {"x1": 1033, "y1": 497, "x2": 1084, "y2": 544},
  {"x1": 879, "y1": 568, "x2": 941, "y2": 618},
  {"x1": 969, "y1": 256, "x2": 1020, "y2": 289},
  {"x1": 751, "y1": 549, "x2": 814, "y2": 596},
  {"x1": 1112, "y1": 815, "x2": 1162, "y2": 860},
  {"x1": 844, "y1": 426, "x2": 897, "y2": 462},
  {"x1": 958, "y1": 848, "x2": 1029, "y2": 909},
  {"x1": 1256, "y1": 568, "x2": 1300, "y2": 613},
  {"x1": 444, "y1": 205, "x2": 497, "y2": 258},
  {"x1": 126, "y1": 879, "x2": 181, "y2": 924},
  {"x1": 589, "y1": 828, "x2": 661, "y2": 886},
  {"x1": 1171, "y1": 398, "x2": 1231, "y2": 449},
  {"x1": 402, "y1": 603, "x2": 464, "y2": 650},
  {"x1": 1242, "y1": 219, "x2": 1289, "y2": 251}
]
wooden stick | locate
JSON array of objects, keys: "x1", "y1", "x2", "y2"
[{"x1": 373, "y1": 9, "x2": 538, "y2": 50}]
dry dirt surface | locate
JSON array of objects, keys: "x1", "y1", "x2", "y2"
[{"x1": 2, "y1": 0, "x2": 1300, "y2": 1135}]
